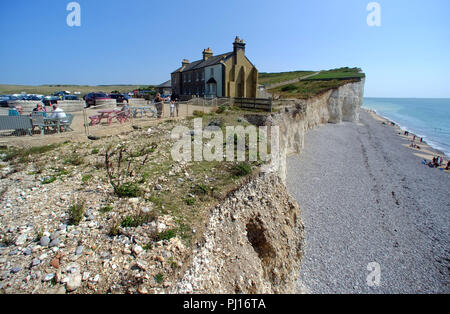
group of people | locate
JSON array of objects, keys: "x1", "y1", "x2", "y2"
[
  {"x1": 153, "y1": 92, "x2": 180, "y2": 119},
  {"x1": 8, "y1": 102, "x2": 68, "y2": 133},
  {"x1": 422, "y1": 156, "x2": 449, "y2": 170}
]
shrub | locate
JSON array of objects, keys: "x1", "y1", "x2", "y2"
[
  {"x1": 115, "y1": 182, "x2": 141, "y2": 198},
  {"x1": 216, "y1": 105, "x2": 227, "y2": 114},
  {"x1": 154, "y1": 273, "x2": 164, "y2": 284},
  {"x1": 232, "y1": 162, "x2": 252, "y2": 177},
  {"x1": 105, "y1": 147, "x2": 151, "y2": 198},
  {"x1": 64, "y1": 154, "x2": 84, "y2": 166},
  {"x1": 99, "y1": 205, "x2": 113, "y2": 214},
  {"x1": 68, "y1": 200, "x2": 86, "y2": 226},
  {"x1": 281, "y1": 84, "x2": 297, "y2": 92},
  {"x1": 109, "y1": 223, "x2": 120, "y2": 237},
  {"x1": 154, "y1": 229, "x2": 177, "y2": 242},
  {"x1": 192, "y1": 184, "x2": 208, "y2": 196},
  {"x1": 193, "y1": 110, "x2": 205, "y2": 117},
  {"x1": 120, "y1": 212, "x2": 157, "y2": 228},
  {"x1": 82, "y1": 174, "x2": 92, "y2": 184},
  {"x1": 185, "y1": 198, "x2": 195, "y2": 206},
  {"x1": 41, "y1": 176, "x2": 56, "y2": 185}
]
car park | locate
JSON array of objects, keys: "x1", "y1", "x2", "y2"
[
  {"x1": 84, "y1": 93, "x2": 110, "y2": 107},
  {"x1": 62, "y1": 95, "x2": 79, "y2": 101},
  {"x1": 42, "y1": 96, "x2": 59, "y2": 106},
  {"x1": 109, "y1": 93, "x2": 129, "y2": 104}
]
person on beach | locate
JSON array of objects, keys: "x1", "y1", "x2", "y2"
[{"x1": 446, "y1": 161, "x2": 450, "y2": 171}]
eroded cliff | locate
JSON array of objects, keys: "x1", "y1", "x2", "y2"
[{"x1": 172, "y1": 79, "x2": 365, "y2": 293}]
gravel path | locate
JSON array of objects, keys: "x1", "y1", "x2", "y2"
[{"x1": 287, "y1": 110, "x2": 450, "y2": 294}]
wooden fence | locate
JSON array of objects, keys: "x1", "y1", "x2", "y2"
[{"x1": 232, "y1": 97, "x2": 273, "y2": 112}]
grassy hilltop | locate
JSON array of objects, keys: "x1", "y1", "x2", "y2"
[{"x1": 262, "y1": 67, "x2": 365, "y2": 99}]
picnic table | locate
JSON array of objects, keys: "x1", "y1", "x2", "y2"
[
  {"x1": 132, "y1": 106, "x2": 157, "y2": 118},
  {"x1": 89, "y1": 109, "x2": 120, "y2": 126},
  {"x1": 44, "y1": 114, "x2": 74, "y2": 133},
  {"x1": 89, "y1": 109, "x2": 130, "y2": 126}
]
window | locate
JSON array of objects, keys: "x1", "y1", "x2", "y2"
[
  {"x1": 210, "y1": 68, "x2": 214, "y2": 76},
  {"x1": 183, "y1": 75, "x2": 186, "y2": 83},
  {"x1": 188, "y1": 73, "x2": 191, "y2": 82},
  {"x1": 196, "y1": 72, "x2": 199, "y2": 82}
]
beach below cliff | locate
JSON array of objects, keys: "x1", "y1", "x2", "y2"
[{"x1": 287, "y1": 109, "x2": 450, "y2": 293}]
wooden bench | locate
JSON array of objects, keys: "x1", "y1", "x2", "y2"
[
  {"x1": 45, "y1": 114, "x2": 74, "y2": 133},
  {"x1": 0, "y1": 115, "x2": 33, "y2": 136},
  {"x1": 31, "y1": 113, "x2": 45, "y2": 135}
]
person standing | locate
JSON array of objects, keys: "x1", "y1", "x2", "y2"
[
  {"x1": 154, "y1": 93, "x2": 167, "y2": 119},
  {"x1": 171, "y1": 91, "x2": 180, "y2": 117}
]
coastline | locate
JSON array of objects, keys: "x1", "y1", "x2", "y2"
[
  {"x1": 362, "y1": 106, "x2": 450, "y2": 160},
  {"x1": 287, "y1": 110, "x2": 450, "y2": 293},
  {"x1": 363, "y1": 108, "x2": 450, "y2": 171}
]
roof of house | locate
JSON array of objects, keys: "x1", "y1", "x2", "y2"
[
  {"x1": 172, "y1": 52, "x2": 233, "y2": 74},
  {"x1": 157, "y1": 80, "x2": 172, "y2": 88}
]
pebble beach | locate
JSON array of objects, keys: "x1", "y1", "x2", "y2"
[{"x1": 287, "y1": 109, "x2": 450, "y2": 293}]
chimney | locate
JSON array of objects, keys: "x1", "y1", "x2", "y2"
[
  {"x1": 233, "y1": 36, "x2": 246, "y2": 55},
  {"x1": 182, "y1": 59, "x2": 190, "y2": 67},
  {"x1": 203, "y1": 48, "x2": 213, "y2": 61}
]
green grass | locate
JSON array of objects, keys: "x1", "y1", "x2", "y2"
[
  {"x1": 269, "y1": 78, "x2": 361, "y2": 99},
  {"x1": 0, "y1": 84, "x2": 145, "y2": 98},
  {"x1": 99, "y1": 205, "x2": 114, "y2": 214},
  {"x1": 41, "y1": 176, "x2": 57, "y2": 185},
  {"x1": 68, "y1": 200, "x2": 86, "y2": 226},
  {"x1": 153, "y1": 229, "x2": 177, "y2": 242},
  {"x1": 154, "y1": 273, "x2": 164, "y2": 284},
  {"x1": 2, "y1": 144, "x2": 61, "y2": 163},
  {"x1": 114, "y1": 182, "x2": 142, "y2": 198},
  {"x1": 305, "y1": 67, "x2": 365, "y2": 81},
  {"x1": 231, "y1": 162, "x2": 252, "y2": 177},
  {"x1": 264, "y1": 67, "x2": 365, "y2": 99},
  {"x1": 81, "y1": 174, "x2": 93, "y2": 184},
  {"x1": 63, "y1": 154, "x2": 84, "y2": 166},
  {"x1": 258, "y1": 71, "x2": 315, "y2": 86},
  {"x1": 120, "y1": 212, "x2": 157, "y2": 228}
]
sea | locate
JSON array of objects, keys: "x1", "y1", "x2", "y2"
[{"x1": 363, "y1": 98, "x2": 450, "y2": 158}]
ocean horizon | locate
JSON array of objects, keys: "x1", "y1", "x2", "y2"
[{"x1": 363, "y1": 97, "x2": 450, "y2": 158}]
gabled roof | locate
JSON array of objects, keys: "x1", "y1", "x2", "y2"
[
  {"x1": 157, "y1": 80, "x2": 171, "y2": 88},
  {"x1": 172, "y1": 52, "x2": 233, "y2": 74}
]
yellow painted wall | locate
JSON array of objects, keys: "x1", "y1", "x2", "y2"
[{"x1": 223, "y1": 52, "x2": 258, "y2": 98}]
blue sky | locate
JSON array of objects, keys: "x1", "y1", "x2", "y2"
[{"x1": 0, "y1": 0, "x2": 449, "y2": 98}]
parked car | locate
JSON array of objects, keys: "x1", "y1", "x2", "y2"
[
  {"x1": 109, "y1": 93, "x2": 129, "y2": 104},
  {"x1": 42, "y1": 96, "x2": 59, "y2": 106},
  {"x1": 0, "y1": 95, "x2": 9, "y2": 107},
  {"x1": 0, "y1": 95, "x2": 18, "y2": 107},
  {"x1": 84, "y1": 93, "x2": 110, "y2": 107},
  {"x1": 62, "y1": 95, "x2": 79, "y2": 101}
]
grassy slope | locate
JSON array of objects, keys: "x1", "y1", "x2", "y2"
[
  {"x1": 266, "y1": 67, "x2": 365, "y2": 99},
  {"x1": 258, "y1": 71, "x2": 315, "y2": 86}
]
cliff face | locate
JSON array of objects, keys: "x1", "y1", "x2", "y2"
[
  {"x1": 172, "y1": 173, "x2": 304, "y2": 294},
  {"x1": 172, "y1": 79, "x2": 365, "y2": 293},
  {"x1": 266, "y1": 79, "x2": 365, "y2": 182}
]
